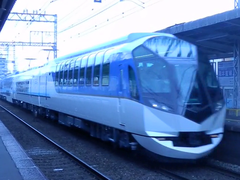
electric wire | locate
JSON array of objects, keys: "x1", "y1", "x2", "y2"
[
  {"x1": 57, "y1": 0, "x2": 88, "y2": 24},
  {"x1": 58, "y1": 0, "x2": 146, "y2": 32},
  {"x1": 12, "y1": 0, "x2": 53, "y2": 42},
  {"x1": 62, "y1": 0, "x2": 161, "y2": 41},
  {"x1": 57, "y1": 0, "x2": 122, "y2": 26},
  {"x1": 58, "y1": 0, "x2": 121, "y2": 33}
]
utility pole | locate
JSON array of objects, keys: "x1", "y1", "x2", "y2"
[
  {"x1": 233, "y1": 0, "x2": 240, "y2": 108},
  {"x1": 0, "y1": 11, "x2": 57, "y2": 75},
  {"x1": 6, "y1": 11, "x2": 58, "y2": 59}
]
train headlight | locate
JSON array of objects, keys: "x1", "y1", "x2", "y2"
[
  {"x1": 210, "y1": 134, "x2": 219, "y2": 138},
  {"x1": 149, "y1": 100, "x2": 172, "y2": 112},
  {"x1": 214, "y1": 101, "x2": 223, "y2": 112}
]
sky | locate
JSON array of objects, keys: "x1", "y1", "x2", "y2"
[{"x1": 0, "y1": 0, "x2": 234, "y2": 72}]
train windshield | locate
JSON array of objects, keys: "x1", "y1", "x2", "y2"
[
  {"x1": 133, "y1": 58, "x2": 198, "y2": 113},
  {"x1": 133, "y1": 36, "x2": 223, "y2": 119},
  {"x1": 173, "y1": 62, "x2": 197, "y2": 104},
  {"x1": 133, "y1": 45, "x2": 176, "y2": 111},
  {"x1": 143, "y1": 36, "x2": 197, "y2": 58}
]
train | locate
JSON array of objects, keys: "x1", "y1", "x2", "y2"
[{"x1": 0, "y1": 32, "x2": 226, "y2": 160}]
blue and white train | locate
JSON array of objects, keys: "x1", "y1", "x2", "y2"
[{"x1": 0, "y1": 32, "x2": 226, "y2": 160}]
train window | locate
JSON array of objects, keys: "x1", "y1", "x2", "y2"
[
  {"x1": 73, "y1": 57, "x2": 81, "y2": 86},
  {"x1": 101, "y1": 49, "x2": 113, "y2": 86},
  {"x1": 102, "y1": 63, "x2": 110, "y2": 86},
  {"x1": 132, "y1": 46, "x2": 156, "y2": 60},
  {"x1": 93, "y1": 51, "x2": 104, "y2": 86},
  {"x1": 68, "y1": 58, "x2": 76, "y2": 86},
  {"x1": 63, "y1": 59, "x2": 71, "y2": 86},
  {"x1": 143, "y1": 36, "x2": 197, "y2": 58},
  {"x1": 55, "y1": 64, "x2": 59, "y2": 86},
  {"x1": 80, "y1": 56, "x2": 88, "y2": 86},
  {"x1": 86, "y1": 54, "x2": 95, "y2": 86},
  {"x1": 62, "y1": 63, "x2": 65, "y2": 86},
  {"x1": 128, "y1": 66, "x2": 139, "y2": 100},
  {"x1": 59, "y1": 62, "x2": 64, "y2": 86}
]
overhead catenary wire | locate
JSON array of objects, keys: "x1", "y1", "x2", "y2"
[
  {"x1": 58, "y1": 0, "x2": 121, "y2": 33},
  {"x1": 122, "y1": 0, "x2": 145, "y2": 8},
  {"x1": 68, "y1": 6, "x2": 141, "y2": 39},
  {"x1": 12, "y1": 0, "x2": 54, "y2": 41},
  {"x1": 58, "y1": 0, "x2": 147, "y2": 33},
  {"x1": 57, "y1": 0, "x2": 122, "y2": 28},
  {"x1": 58, "y1": 0, "x2": 141, "y2": 27},
  {"x1": 57, "y1": 0, "x2": 89, "y2": 24},
  {"x1": 61, "y1": 0, "x2": 161, "y2": 41}
]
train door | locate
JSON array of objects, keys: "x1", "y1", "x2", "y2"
[
  {"x1": 44, "y1": 71, "x2": 48, "y2": 98},
  {"x1": 118, "y1": 64, "x2": 125, "y2": 126},
  {"x1": 39, "y1": 69, "x2": 48, "y2": 103},
  {"x1": 39, "y1": 74, "x2": 43, "y2": 105}
]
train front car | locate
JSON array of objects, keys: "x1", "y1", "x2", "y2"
[{"x1": 130, "y1": 34, "x2": 225, "y2": 160}]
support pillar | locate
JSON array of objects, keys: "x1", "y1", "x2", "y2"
[
  {"x1": 233, "y1": 41, "x2": 240, "y2": 108},
  {"x1": 6, "y1": 45, "x2": 9, "y2": 61},
  {"x1": 13, "y1": 45, "x2": 16, "y2": 73},
  {"x1": 234, "y1": 0, "x2": 240, "y2": 8},
  {"x1": 53, "y1": 14, "x2": 58, "y2": 59}
]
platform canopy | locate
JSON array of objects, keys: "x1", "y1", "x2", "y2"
[
  {"x1": 0, "y1": 0, "x2": 17, "y2": 32},
  {"x1": 157, "y1": 8, "x2": 240, "y2": 59}
]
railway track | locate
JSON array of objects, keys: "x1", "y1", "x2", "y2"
[
  {"x1": 0, "y1": 101, "x2": 203, "y2": 180},
  {"x1": 156, "y1": 168, "x2": 191, "y2": 180},
  {"x1": 0, "y1": 104, "x2": 111, "y2": 180},
  {"x1": 206, "y1": 161, "x2": 240, "y2": 180},
  {"x1": 162, "y1": 160, "x2": 240, "y2": 180},
  {"x1": 0, "y1": 102, "x2": 192, "y2": 180},
  {"x1": 154, "y1": 162, "x2": 240, "y2": 180}
]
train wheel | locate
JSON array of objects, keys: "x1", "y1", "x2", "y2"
[{"x1": 33, "y1": 106, "x2": 38, "y2": 118}]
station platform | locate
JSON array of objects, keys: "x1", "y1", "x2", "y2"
[
  {"x1": 225, "y1": 108, "x2": 240, "y2": 132},
  {"x1": 0, "y1": 120, "x2": 47, "y2": 180},
  {"x1": 226, "y1": 109, "x2": 240, "y2": 120},
  {"x1": 225, "y1": 119, "x2": 240, "y2": 132}
]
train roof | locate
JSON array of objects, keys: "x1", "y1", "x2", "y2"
[
  {"x1": 53, "y1": 32, "x2": 171, "y2": 63},
  {"x1": 7, "y1": 32, "x2": 174, "y2": 76}
]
